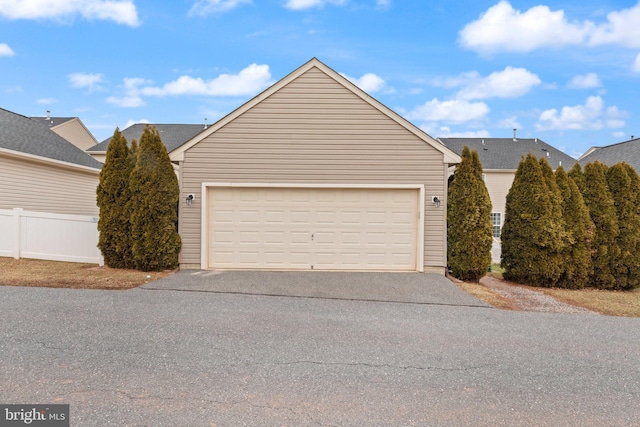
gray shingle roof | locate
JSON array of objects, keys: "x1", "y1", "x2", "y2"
[
  {"x1": 579, "y1": 138, "x2": 640, "y2": 172},
  {"x1": 0, "y1": 107, "x2": 102, "y2": 169},
  {"x1": 29, "y1": 116, "x2": 75, "y2": 128},
  {"x1": 439, "y1": 137, "x2": 577, "y2": 170},
  {"x1": 88, "y1": 124, "x2": 206, "y2": 153}
]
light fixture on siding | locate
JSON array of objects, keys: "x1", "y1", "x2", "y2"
[
  {"x1": 186, "y1": 194, "x2": 195, "y2": 205},
  {"x1": 432, "y1": 196, "x2": 441, "y2": 208}
]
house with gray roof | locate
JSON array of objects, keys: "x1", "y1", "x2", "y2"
[
  {"x1": 87, "y1": 123, "x2": 206, "y2": 165},
  {"x1": 440, "y1": 137, "x2": 577, "y2": 263},
  {"x1": 578, "y1": 136, "x2": 640, "y2": 172},
  {"x1": 30, "y1": 111, "x2": 98, "y2": 151},
  {"x1": 0, "y1": 107, "x2": 102, "y2": 216}
]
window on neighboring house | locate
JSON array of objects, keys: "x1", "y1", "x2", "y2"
[{"x1": 491, "y1": 213, "x2": 501, "y2": 238}]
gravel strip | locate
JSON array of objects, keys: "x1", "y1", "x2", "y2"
[{"x1": 479, "y1": 275, "x2": 599, "y2": 315}]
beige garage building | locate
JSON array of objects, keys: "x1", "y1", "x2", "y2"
[{"x1": 171, "y1": 58, "x2": 460, "y2": 273}]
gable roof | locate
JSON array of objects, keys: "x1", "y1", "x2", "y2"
[
  {"x1": 89, "y1": 123, "x2": 207, "y2": 153},
  {"x1": 440, "y1": 137, "x2": 577, "y2": 170},
  {"x1": 170, "y1": 58, "x2": 461, "y2": 164},
  {"x1": 578, "y1": 137, "x2": 640, "y2": 172},
  {"x1": 0, "y1": 107, "x2": 102, "y2": 170}
]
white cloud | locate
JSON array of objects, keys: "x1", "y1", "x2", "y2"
[
  {"x1": 140, "y1": 64, "x2": 273, "y2": 96},
  {"x1": 406, "y1": 98, "x2": 490, "y2": 124},
  {"x1": 568, "y1": 73, "x2": 602, "y2": 89},
  {"x1": 633, "y1": 53, "x2": 640, "y2": 73},
  {"x1": 68, "y1": 72, "x2": 105, "y2": 92},
  {"x1": 497, "y1": 116, "x2": 522, "y2": 129},
  {"x1": 36, "y1": 98, "x2": 58, "y2": 105},
  {"x1": 0, "y1": 0, "x2": 140, "y2": 26},
  {"x1": 460, "y1": 1, "x2": 640, "y2": 55},
  {"x1": 124, "y1": 119, "x2": 151, "y2": 128},
  {"x1": 459, "y1": 1, "x2": 589, "y2": 54},
  {"x1": 342, "y1": 72, "x2": 386, "y2": 93},
  {"x1": 106, "y1": 95, "x2": 145, "y2": 108},
  {"x1": 453, "y1": 66, "x2": 541, "y2": 100},
  {"x1": 188, "y1": 0, "x2": 251, "y2": 16},
  {"x1": 588, "y1": 3, "x2": 640, "y2": 48},
  {"x1": 0, "y1": 43, "x2": 15, "y2": 57},
  {"x1": 376, "y1": 0, "x2": 390, "y2": 9},
  {"x1": 536, "y1": 96, "x2": 626, "y2": 131},
  {"x1": 284, "y1": 0, "x2": 346, "y2": 11}
]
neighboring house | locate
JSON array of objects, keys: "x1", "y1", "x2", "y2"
[
  {"x1": 87, "y1": 124, "x2": 206, "y2": 165},
  {"x1": 171, "y1": 58, "x2": 461, "y2": 273},
  {"x1": 579, "y1": 136, "x2": 640, "y2": 172},
  {"x1": 30, "y1": 111, "x2": 98, "y2": 151},
  {"x1": 0, "y1": 107, "x2": 102, "y2": 216},
  {"x1": 440, "y1": 137, "x2": 576, "y2": 263}
]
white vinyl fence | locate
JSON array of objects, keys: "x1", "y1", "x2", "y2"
[{"x1": 0, "y1": 208, "x2": 103, "y2": 265}]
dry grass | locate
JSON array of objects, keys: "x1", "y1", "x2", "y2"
[
  {"x1": 538, "y1": 287, "x2": 640, "y2": 317},
  {"x1": 0, "y1": 258, "x2": 174, "y2": 290},
  {"x1": 455, "y1": 280, "x2": 515, "y2": 310}
]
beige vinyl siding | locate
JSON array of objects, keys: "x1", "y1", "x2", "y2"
[
  {"x1": 179, "y1": 67, "x2": 448, "y2": 270},
  {"x1": 0, "y1": 154, "x2": 99, "y2": 216},
  {"x1": 51, "y1": 118, "x2": 98, "y2": 151},
  {"x1": 484, "y1": 170, "x2": 515, "y2": 223}
]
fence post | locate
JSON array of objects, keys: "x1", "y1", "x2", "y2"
[{"x1": 12, "y1": 208, "x2": 22, "y2": 260}]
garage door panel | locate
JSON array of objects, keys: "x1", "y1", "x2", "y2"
[{"x1": 207, "y1": 187, "x2": 419, "y2": 270}]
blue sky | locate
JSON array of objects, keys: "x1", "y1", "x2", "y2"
[{"x1": 1, "y1": 0, "x2": 639, "y2": 158}]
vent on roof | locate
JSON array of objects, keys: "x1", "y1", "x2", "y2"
[
  {"x1": 513, "y1": 128, "x2": 517, "y2": 141},
  {"x1": 46, "y1": 110, "x2": 50, "y2": 120},
  {"x1": 204, "y1": 118, "x2": 208, "y2": 129}
]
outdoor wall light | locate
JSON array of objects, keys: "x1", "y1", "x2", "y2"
[
  {"x1": 432, "y1": 196, "x2": 441, "y2": 208},
  {"x1": 186, "y1": 194, "x2": 195, "y2": 205}
]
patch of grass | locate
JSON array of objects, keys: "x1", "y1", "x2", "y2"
[
  {"x1": 488, "y1": 263, "x2": 504, "y2": 279},
  {"x1": 454, "y1": 280, "x2": 515, "y2": 310},
  {"x1": 0, "y1": 258, "x2": 174, "y2": 290},
  {"x1": 539, "y1": 287, "x2": 640, "y2": 317}
]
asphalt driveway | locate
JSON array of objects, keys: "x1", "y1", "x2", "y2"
[
  {"x1": 142, "y1": 270, "x2": 490, "y2": 307},
  {"x1": 1, "y1": 273, "x2": 639, "y2": 426}
]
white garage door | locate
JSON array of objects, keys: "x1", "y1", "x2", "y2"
[{"x1": 207, "y1": 187, "x2": 420, "y2": 271}]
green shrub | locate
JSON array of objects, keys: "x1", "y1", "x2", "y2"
[
  {"x1": 555, "y1": 166, "x2": 593, "y2": 289},
  {"x1": 606, "y1": 163, "x2": 640, "y2": 290},
  {"x1": 96, "y1": 129, "x2": 132, "y2": 268},
  {"x1": 501, "y1": 154, "x2": 566, "y2": 287},
  {"x1": 447, "y1": 146, "x2": 493, "y2": 282},
  {"x1": 129, "y1": 126, "x2": 181, "y2": 271},
  {"x1": 582, "y1": 161, "x2": 619, "y2": 289}
]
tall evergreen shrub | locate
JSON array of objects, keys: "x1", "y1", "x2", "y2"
[
  {"x1": 555, "y1": 166, "x2": 593, "y2": 289},
  {"x1": 96, "y1": 129, "x2": 132, "y2": 268},
  {"x1": 447, "y1": 146, "x2": 493, "y2": 282},
  {"x1": 129, "y1": 126, "x2": 181, "y2": 271},
  {"x1": 582, "y1": 161, "x2": 619, "y2": 289},
  {"x1": 501, "y1": 154, "x2": 565, "y2": 287},
  {"x1": 568, "y1": 162, "x2": 585, "y2": 193},
  {"x1": 606, "y1": 163, "x2": 640, "y2": 290}
]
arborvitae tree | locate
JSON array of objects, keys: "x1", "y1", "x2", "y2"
[
  {"x1": 447, "y1": 146, "x2": 493, "y2": 282},
  {"x1": 555, "y1": 166, "x2": 593, "y2": 289},
  {"x1": 568, "y1": 162, "x2": 585, "y2": 194},
  {"x1": 621, "y1": 163, "x2": 640, "y2": 289},
  {"x1": 96, "y1": 129, "x2": 131, "y2": 268},
  {"x1": 538, "y1": 158, "x2": 569, "y2": 283},
  {"x1": 606, "y1": 163, "x2": 640, "y2": 290},
  {"x1": 501, "y1": 154, "x2": 566, "y2": 287},
  {"x1": 119, "y1": 138, "x2": 138, "y2": 269},
  {"x1": 129, "y1": 126, "x2": 181, "y2": 271},
  {"x1": 582, "y1": 161, "x2": 619, "y2": 289}
]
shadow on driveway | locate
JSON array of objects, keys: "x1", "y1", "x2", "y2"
[{"x1": 142, "y1": 270, "x2": 491, "y2": 308}]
